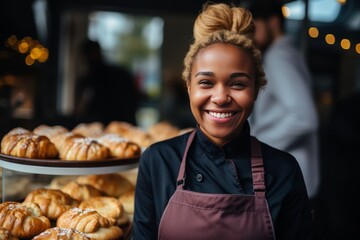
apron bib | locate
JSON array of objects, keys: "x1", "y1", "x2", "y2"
[{"x1": 158, "y1": 131, "x2": 276, "y2": 240}]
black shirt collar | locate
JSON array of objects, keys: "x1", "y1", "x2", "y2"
[{"x1": 195, "y1": 121, "x2": 251, "y2": 159}]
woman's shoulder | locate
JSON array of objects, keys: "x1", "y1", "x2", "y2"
[{"x1": 259, "y1": 141, "x2": 300, "y2": 169}]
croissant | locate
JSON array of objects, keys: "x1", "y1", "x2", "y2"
[
  {"x1": 24, "y1": 188, "x2": 79, "y2": 220},
  {"x1": 56, "y1": 208, "x2": 123, "y2": 240},
  {"x1": 96, "y1": 134, "x2": 141, "y2": 158},
  {"x1": 32, "y1": 227, "x2": 90, "y2": 240},
  {"x1": 72, "y1": 122, "x2": 104, "y2": 137},
  {"x1": 119, "y1": 189, "x2": 135, "y2": 214},
  {"x1": 0, "y1": 129, "x2": 58, "y2": 159},
  {"x1": 59, "y1": 137, "x2": 110, "y2": 161},
  {"x1": 50, "y1": 132, "x2": 84, "y2": 154},
  {"x1": 61, "y1": 181, "x2": 103, "y2": 202},
  {"x1": 76, "y1": 174, "x2": 134, "y2": 198},
  {"x1": 79, "y1": 196, "x2": 129, "y2": 226},
  {"x1": 33, "y1": 125, "x2": 69, "y2": 141},
  {"x1": 0, "y1": 201, "x2": 50, "y2": 239}
]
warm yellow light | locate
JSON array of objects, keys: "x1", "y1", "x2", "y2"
[
  {"x1": 38, "y1": 48, "x2": 49, "y2": 62},
  {"x1": 337, "y1": 0, "x2": 346, "y2": 5},
  {"x1": 18, "y1": 42, "x2": 29, "y2": 53},
  {"x1": 30, "y1": 47, "x2": 41, "y2": 59},
  {"x1": 282, "y1": 6, "x2": 291, "y2": 18},
  {"x1": 325, "y1": 34, "x2": 335, "y2": 45},
  {"x1": 25, "y1": 55, "x2": 35, "y2": 66},
  {"x1": 308, "y1": 27, "x2": 319, "y2": 38},
  {"x1": 355, "y1": 43, "x2": 360, "y2": 54},
  {"x1": 340, "y1": 39, "x2": 351, "y2": 50},
  {"x1": 6, "y1": 35, "x2": 18, "y2": 47}
]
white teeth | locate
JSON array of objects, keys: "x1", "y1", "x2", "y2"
[{"x1": 209, "y1": 111, "x2": 233, "y2": 119}]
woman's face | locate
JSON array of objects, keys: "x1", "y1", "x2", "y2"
[{"x1": 187, "y1": 43, "x2": 256, "y2": 145}]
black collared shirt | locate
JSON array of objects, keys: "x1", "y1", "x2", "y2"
[{"x1": 133, "y1": 122, "x2": 313, "y2": 240}]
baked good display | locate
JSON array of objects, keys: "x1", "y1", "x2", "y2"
[
  {"x1": 32, "y1": 227, "x2": 90, "y2": 240},
  {"x1": 23, "y1": 188, "x2": 79, "y2": 220},
  {"x1": 50, "y1": 132, "x2": 84, "y2": 154},
  {"x1": 76, "y1": 174, "x2": 134, "y2": 198},
  {"x1": 56, "y1": 208, "x2": 123, "y2": 240},
  {"x1": 79, "y1": 196, "x2": 130, "y2": 226},
  {"x1": 119, "y1": 190, "x2": 135, "y2": 215},
  {"x1": 0, "y1": 201, "x2": 50, "y2": 239},
  {"x1": 72, "y1": 122, "x2": 105, "y2": 138},
  {"x1": 0, "y1": 128, "x2": 58, "y2": 159},
  {"x1": 96, "y1": 133, "x2": 141, "y2": 158},
  {"x1": 58, "y1": 137, "x2": 111, "y2": 161},
  {"x1": 0, "y1": 227, "x2": 19, "y2": 240},
  {"x1": 61, "y1": 181, "x2": 103, "y2": 202}
]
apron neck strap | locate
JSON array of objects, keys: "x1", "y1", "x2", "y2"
[
  {"x1": 250, "y1": 136, "x2": 266, "y2": 196},
  {"x1": 177, "y1": 131, "x2": 196, "y2": 189}
]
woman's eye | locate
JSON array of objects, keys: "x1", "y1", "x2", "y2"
[
  {"x1": 198, "y1": 80, "x2": 213, "y2": 86},
  {"x1": 231, "y1": 81, "x2": 246, "y2": 89}
]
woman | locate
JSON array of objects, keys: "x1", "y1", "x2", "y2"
[{"x1": 133, "y1": 3, "x2": 313, "y2": 240}]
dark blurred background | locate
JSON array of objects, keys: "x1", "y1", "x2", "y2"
[{"x1": 0, "y1": 0, "x2": 359, "y2": 238}]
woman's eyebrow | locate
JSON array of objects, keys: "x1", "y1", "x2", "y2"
[
  {"x1": 195, "y1": 71, "x2": 214, "y2": 77},
  {"x1": 230, "y1": 72, "x2": 252, "y2": 80}
]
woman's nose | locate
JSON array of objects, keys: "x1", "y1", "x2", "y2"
[{"x1": 211, "y1": 87, "x2": 231, "y2": 105}]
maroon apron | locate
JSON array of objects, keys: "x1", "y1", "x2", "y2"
[{"x1": 158, "y1": 131, "x2": 276, "y2": 240}]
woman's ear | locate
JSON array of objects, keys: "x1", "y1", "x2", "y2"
[{"x1": 186, "y1": 80, "x2": 191, "y2": 95}]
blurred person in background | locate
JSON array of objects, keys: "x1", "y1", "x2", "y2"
[
  {"x1": 247, "y1": 1, "x2": 320, "y2": 202},
  {"x1": 74, "y1": 39, "x2": 138, "y2": 125}
]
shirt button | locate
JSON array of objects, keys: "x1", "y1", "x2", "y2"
[{"x1": 196, "y1": 173, "x2": 203, "y2": 182}]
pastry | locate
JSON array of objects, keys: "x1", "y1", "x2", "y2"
[
  {"x1": 119, "y1": 189, "x2": 135, "y2": 214},
  {"x1": 33, "y1": 125, "x2": 69, "y2": 141},
  {"x1": 59, "y1": 137, "x2": 110, "y2": 161},
  {"x1": 76, "y1": 174, "x2": 134, "y2": 198},
  {"x1": 79, "y1": 196, "x2": 129, "y2": 226},
  {"x1": 105, "y1": 121, "x2": 135, "y2": 137},
  {"x1": 61, "y1": 181, "x2": 103, "y2": 202},
  {"x1": 49, "y1": 176, "x2": 79, "y2": 190},
  {"x1": 51, "y1": 132, "x2": 84, "y2": 154},
  {"x1": 24, "y1": 188, "x2": 79, "y2": 220},
  {"x1": 56, "y1": 208, "x2": 123, "y2": 240},
  {"x1": 0, "y1": 201, "x2": 50, "y2": 239},
  {"x1": 32, "y1": 227, "x2": 90, "y2": 240},
  {"x1": 0, "y1": 227, "x2": 19, "y2": 240},
  {"x1": 96, "y1": 133, "x2": 141, "y2": 158},
  {"x1": 1, "y1": 129, "x2": 58, "y2": 159},
  {"x1": 72, "y1": 122, "x2": 104, "y2": 137}
]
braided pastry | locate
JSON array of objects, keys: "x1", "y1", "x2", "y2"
[
  {"x1": 56, "y1": 208, "x2": 123, "y2": 240},
  {"x1": 24, "y1": 188, "x2": 79, "y2": 220},
  {"x1": 79, "y1": 196, "x2": 129, "y2": 226},
  {"x1": 0, "y1": 201, "x2": 50, "y2": 239},
  {"x1": 0, "y1": 128, "x2": 58, "y2": 159},
  {"x1": 97, "y1": 134, "x2": 141, "y2": 158},
  {"x1": 32, "y1": 227, "x2": 90, "y2": 240}
]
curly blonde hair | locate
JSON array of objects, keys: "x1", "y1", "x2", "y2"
[{"x1": 182, "y1": 3, "x2": 267, "y2": 92}]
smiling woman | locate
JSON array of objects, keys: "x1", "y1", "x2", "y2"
[{"x1": 133, "y1": 2, "x2": 314, "y2": 240}]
